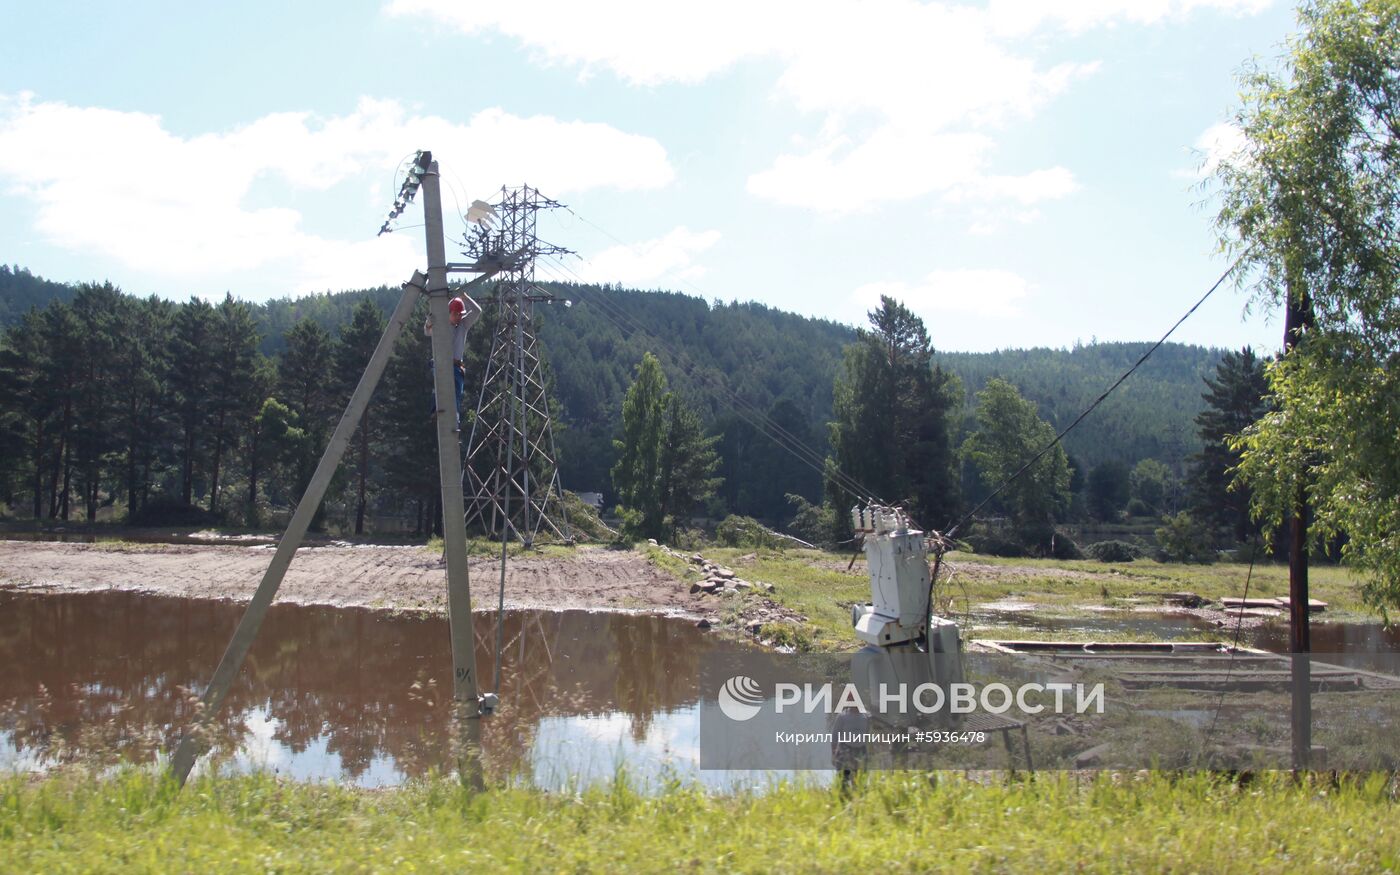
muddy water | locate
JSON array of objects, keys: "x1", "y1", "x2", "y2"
[{"x1": 0, "y1": 590, "x2": 762, "y2": 789}]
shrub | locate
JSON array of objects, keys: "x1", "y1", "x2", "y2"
[
  {"x1": 715, "y1": 515, "x2": 782, "y2": 549},
  {"x1": 784, "y1": 494, "x2": 835, "y2": 548},
  {"x1": 1048, "y1": 532, "x2": 1083, "y2": 560},
  {"x1": 559, "y1": 491, "x2": 613, "y2": 542},
  {"x1": 964, "y1": 532, "x2": 1028, "y2": 558},
  {"x1": 1085, "y1": 540, "x2": 1144, "y2": 563},
  {"x1": 1154, "y1": 512, "x2": 1217, "y2": 564}
]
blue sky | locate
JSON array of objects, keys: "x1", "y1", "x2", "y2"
[{"x1": 0, "y1": 1, "x2": 1297, "y2": 352}]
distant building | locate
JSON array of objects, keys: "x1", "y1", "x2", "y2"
[{"x1": 576, "y1": 492, "x2": 605, "y2": 510}]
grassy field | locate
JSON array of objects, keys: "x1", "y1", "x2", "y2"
[
  {"x1": 679, "y1": 547, "x2": 1377, "y2": 652},
  {"x1": 2, "y1": 769, "x2": 1395, "y2": 873}
]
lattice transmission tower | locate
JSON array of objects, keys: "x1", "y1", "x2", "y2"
[{"x1": 460, "y1": 185, "x2": 573, "y2": 545}]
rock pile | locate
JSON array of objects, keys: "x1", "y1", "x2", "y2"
[{"x1": 647, "y1": 543, "x2": 803, "y2": 644}]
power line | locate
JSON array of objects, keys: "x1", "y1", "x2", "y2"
[
  {"x1": 530, "y1": 245, "x2": 875, "y2": 504},
  {"x1": 537, "y1": 208, "x2": 892, "y2": 507},
  {"x1": 945, "y1": 254, "x2": 1248, "y2": 538},
  {"x1": 532, "y1": 253, "x2": 884, "y2": 507},
  {"x1": 1204, "y1": 535, "x2": 1261, "y2": 746}
]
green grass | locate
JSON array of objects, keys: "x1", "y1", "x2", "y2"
[
  {"x1": 691, "y1": 547, "x2": 1377, "y2": 651},
  {"x1": 2, "y1": 769, "x2": 1396, "y2": 873},
  {"x1": 422, "y1": 537, "x2": 576, "y2": 560}
]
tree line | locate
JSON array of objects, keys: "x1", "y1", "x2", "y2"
[{"x1": 0, "y1": 274, "x2": 1245, "y2": 542}]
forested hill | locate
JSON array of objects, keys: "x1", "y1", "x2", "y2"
[
  {"x1": 0, "y1": 265, "x2": 77, "y2": 325},
  {"x1": 938, "y1": 343, "x2": 1225, "y2": 472},
  {"x1": 0, "y1": 267, "x2": 1225, "y2": 495}
]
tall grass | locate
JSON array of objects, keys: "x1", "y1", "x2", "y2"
[{"x1": 2, "y1": 769, "x2": 1396, "y2": 872}]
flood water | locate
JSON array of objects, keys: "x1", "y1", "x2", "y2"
[
  {"x1": 0, "y1": 590, "x2": 765, "y2": 789},
  {"x1": 966, "y1": 606, "x2": 1400, "y2": 661},
  {"x1": 966, "y1": 608, "x2": 1222, "y2": 641}
]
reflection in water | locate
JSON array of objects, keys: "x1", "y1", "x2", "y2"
[
  {"x1": 0, "y1": 590, "x2": 755, "y2": 788},
  {"x1": 1251, "y1": 621, "x2": 1400, "y2": 666}
]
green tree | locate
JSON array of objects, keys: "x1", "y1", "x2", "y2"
[
  {"x1": 825, "y1": 297, "x2": 959, "y2": 535},
  {"x1": 1129, "y1": 459, "x2": 1174, "y2": 517},
  {"x1": 169, "y1": 297, "x2": 215, "y2": 507},
  {"x1": 1087, "y1": 460, "x2": 1130, "y2": 522},
  {"x1": 611, "y1": 353, "x2": 668, "y2": 539},
  {"x1": 611, "y1": 353, "x2": 721, "y2": 541},
  {"x1": 68, "y1": 284, "x2": 126, "y2": 522},
  {"x1": 1155, "y1": 512, "x2": 1217, "y2": 564},
  {"x1": 657, "y1": 393, "x2": 722, "y2": 532},
  {"x1": 1189, "y1": 348, "x2": 1269, "y2": 540},
  {"x1": 960, "y1": 378, "x2": 1070, "y2": 548},
  {"x1": 0, "y1": 309, "x2": 57, "y2": 518},
  {"x1": 40, "y1": 302, "x2": 82, "y2": 519},
  {"x1": 1214, "y1": 0, "x2": 1400, "y2": 608},
  {"x1": 206, "y1": 294, "x2": 262, "y2": 518},
  {"x1": 111, "y1": 296, "x2": 173, "y2": 518},
  {"x1": 335, "y1": 299, "x2": 385, "y2": 534},
  {"x1": 278, "y1": 318, "x2": 335, "y2": 523},
  {"x1": 246, "y1": 396, "x2": 306, "y2": 526},
  {"x1": 377, "y1": 302, "x2": 439, "y2": 535}
]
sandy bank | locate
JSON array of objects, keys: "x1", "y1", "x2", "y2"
[{"x1": 0, "y1": 540, "x2": 700, "y2": 616}]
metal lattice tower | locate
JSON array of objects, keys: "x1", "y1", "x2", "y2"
[{"x1": 461, "y1": 185, "x2": 572, "y2": 545}]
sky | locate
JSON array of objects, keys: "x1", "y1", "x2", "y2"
[{"x1": 0, "y1": 0, "x2": 1301, "y2": 353}]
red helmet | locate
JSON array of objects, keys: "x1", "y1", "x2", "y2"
[{"x1": 449, "y1": 298, "x2": 466, "y2": 316}]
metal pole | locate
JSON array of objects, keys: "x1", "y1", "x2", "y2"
[
  {"x1": 170, "y1": 271, "x2": 427, "y2": 785},
  {"x1": 493, "y1": 362, "x2": 515, "y2": 692},
  {"x1": 517, "y1": 293, "x2": 531, "y2": 545}
]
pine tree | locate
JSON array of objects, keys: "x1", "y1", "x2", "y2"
[
  {"x1": 278, "y1": 318, "x2": 335, "y2": 515},
  {"x1": 656, "y1": 393, "x2": 722, "y2": 532},
  {"x1": 205, "y1": 294, "x2": 262, "y2": 518},
  {"x1": 335, "y1": 299, "x2": 385, "y2": 534},
  {"x1": 0, "y1": 309, "x2": 56, "y2": 518},
  {"x1": 1189, "y1": 347, "x2": 1269, "y2": 541},
  {"x1": 376, "y1": 301, "x2": 438, "y2": 534},
  {"x1": 69, "y1": 283, "x2": 125, "y2": 521},
  {"x1": 111, "y1": 296, "x2": 174, "y2": 517},
  {"x1": 612, "y1": 353, "x2": 668, "y2": 539},
  {"x1": 169, "y1": 297, "x2": 215, "y2": 507},
  {"x1": 40, "y1": 303, "x2": 83, "y2": 519},
  {"x1": 825, "y1": 296, "x2": 959, "y2": 534}
]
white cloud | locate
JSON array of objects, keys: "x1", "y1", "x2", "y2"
[
  {"x1": 748, "y1": 127, "x2": 996, "y2": 210},
  {"x1": 853, "y1": 268, "x2": 1032, "y2": 321},
  {"x1": 0, "y1": 92, "x2": 673, "y2": 296},
  {"x1": 393, "y1": 0, "x2": 1266, "y2": 216},
  {"x1": 569, "y1": 226, "x2": 721, "y2": 286},
  {"x1": 1181, "y1": 120, "x2": 1249, "y2": 179}
]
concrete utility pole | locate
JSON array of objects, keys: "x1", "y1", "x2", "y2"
[
  {"x1": 420, "y1": 161, "x2": 487, "y2": 788},
  {"x1": 170, "y1": 151, "x2": 502, "y2": 788}
]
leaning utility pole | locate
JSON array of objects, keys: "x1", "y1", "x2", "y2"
[
  {"x1": 170, "y1": 151, "x2": 505, "y2": 788},
  {"x1": 461, "y1": 185, "x2": 573, "y2": 545}
]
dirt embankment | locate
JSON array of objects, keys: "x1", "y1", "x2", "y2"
[{"x1": 0, "y1": 540, "x2": 700, "y2": 616}]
